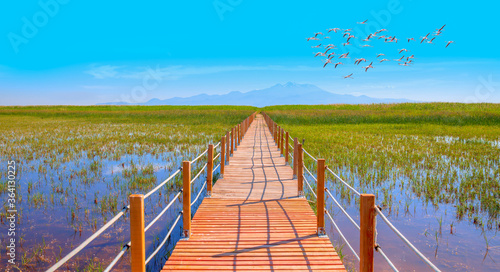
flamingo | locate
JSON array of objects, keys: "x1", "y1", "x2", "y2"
[
  {"x1": 362, "y1": 62, "x2": 374, "y2": 72},
  {"x1": 325, "y1": 44, "x2": 336, "y2": 49},
  {"x1": 315, "y1": 52, "x2": 326, "y2": 57},
  {"x1": 324, "y1": 36, "x2": 331, "y2": 39},
  {"x1": 407, "y1": 38, "x2": 415, "y2": 42},
  {"x1": 346, "y1": 36, "x2": 353, "y2": 43},
  {"x1": 312, "y1": 44, "x2": 322, "y2": 48},
  {"x1": 376, "y1": 53, "x2": 385, "y2": 58},
  {"x1": 343, "y1": 73, "x2": 353, "y2": 79},
  {"x1": 399, "y1": 48, "x2": 408, "y2": 54},
  {"x1": 394, "y1": 56, "x2": 405, "y2": 61},
  {"x1": 354, "y1": 58, "x2": 367, "y2": 65},
  {"x1": 307, "y1": 37, "x2": 319, "y2": 41},
  {"x1": 427, "y1": 37, "x2": 436, "y2": 44},
  {"x1": 314, "y1": 32, "x2": 324, "y2": 37},
  {"x1": 362, "y1": 34, "x2": 372, "y2": 41},
  {"x1": 399, "y1": 62, "x2": 410, "y2": 66},
  {"x1": 334, "y1": 62, "x2": 343, "y2": 68},
  {"x1": 379, "y1": 59, "x2": 389, "y2": 63},
  {"x1": 328, "y1": 28, "x2": 341, "y2": 33},
  {"x1": 343, "y1": 28, "x2": 352, "y2": 32},
  {"x1": 339, "y1": 52, "x2": 350, "y2": 59},
  {"x1": 407, "y1": 55, "x2": 415, "y2": 60},
  {"x1": 342, "y1": 42, "x2": 351, "y2": 46},
  {"x1": 343, "y1": 32, "x2": 351, "y2": 38},
  {"x1": 328, "y1": 52, "x2": 336, "y2": 58},
  {"x1": 361, "y1": 44, "x2": 373, "y2": 47},
  {"x1": 323, "y1": 58, "x2": 333, "y2": 68},
  {"x1": 420, "y1": 33, "x2": 430, "y2": 43},
  {"x1": 357, "y1": 19, "x2": 368, "y2": 24},
  {"x1": 445, "y1": 41, "x2": 454, "y2": 48},
  {"x1": 438, "y1": 24, "x2": 446, "y2": 31}
]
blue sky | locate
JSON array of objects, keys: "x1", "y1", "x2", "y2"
[{"x1": 1, "y1": 0, "x2": 499, "y2": 105}]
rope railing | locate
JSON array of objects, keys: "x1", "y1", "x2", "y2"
[
  {"x1": 45, "y1": 113, "x2": 257, "y2": 272},
  {"x1": 145, "y1": 213, "x2": 182, "y2": 265},
  {"x1": 190, "y1": 163, "x2": 207, "y2": 185},
  {"x1": 46, "y1": 206, "x2": 130, "y2": 272},
  {"x1": 144, "y1": 191, "x2": 182, "y2": 232},
  {"x1": 190, "y1": 148, "x2": 208, "y2": 164},
  {"x1": 375, "y1": 208, "x2": 441, "y2": 271},
  {"x1": 326, "y1": 166, "x2": 361, "y2": 196},
  {"x1": 325, "y1": 209, "x2": 360, "y2": 261},
  {"x1": 325, "y1": 188, "x2": 360, "y2": 230},
  {"x1": 103, "y1": 242, "x2": 131, "y2": 272},
  {"x1": 144, "y1": 168, "x2": 181, "y2": 199},
  {"x1": 191, "y1": 182, "x2": 207, "y2": 206},
  {"x1": 264, "y1": 112, "x2": 440, "y2": 272}
]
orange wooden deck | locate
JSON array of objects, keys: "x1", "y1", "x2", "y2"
[{"x1": 162, "y1": 115, "x2": 346, "y2": 271}]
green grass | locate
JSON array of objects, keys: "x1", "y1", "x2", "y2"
[{"x1": 263, "y1": 103, "x2": 500, "y2": 228}]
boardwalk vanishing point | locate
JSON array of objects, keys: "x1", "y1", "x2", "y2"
[{"x1": 162, "y1": 114, "x2": 346, "y2": 271}]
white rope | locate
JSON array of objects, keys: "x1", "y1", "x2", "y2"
[
  {"x1": 190, "y1": 163, "x2": 207, "y2": 185},
  {"x1": 326, "y1": 166, "x2": 361, "y2": 196},
  {"x1": 145, "y1": 213, "x2": 182, "y2": 265},
  {"x1": 191, "y1": 182, "x2": 206, "y2": 206},
  {"x1": 376, "y1": 246, "x2": 399, "y2": 272},
  {"x1": 144, "y1": 191, "x2": 182, "y2": 232},
  {"x1": 103, "y1": 242, "x2": 130, "y2": 272},
  {"x1": 289, "y1": 142, "x2": 293, "y2": 149},
  {"x1": 375, "y1": 208, "x2": 441, "y2": 271},
  {"x1": 325, "y1": 209, "x2": 360, "y2": 261},
  {"x1": 144, "y1": 168, "x2": 181, "y2": 199},
  {"x1": 303, "y1": 148, "x2": 317, "y2": 162},
  {"x1": 46, "y1": 206, "x2": 129, "y2": 272},
  {"x1": 325, "y1": 189, "x2": 360, "y2": 230},
  {"x1": 214, "y1": 141, "x2": 221, "y2": 149},
  {"x1": 303, "y1": 174, "x2": 317, "y2": 199},
  {"x1": 213, "y1": 163, "x2": 221, "y2": 174},
  {"x1": 190, "y1": 149, "x2": 208, "y2": 164},
  {"x1": 304, "y1": 166, "x2": 318, "y2": 182},
  {"x1": 213, "y1": 152, "x2": 221, "y2": 161}
]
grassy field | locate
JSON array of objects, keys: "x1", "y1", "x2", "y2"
[
  {"x1": 0, "y1": 103, "x2": 498, "y2": 271},
  {"x1": 263, "y1": 103, "x2": 500, "y2": 271},
  {"x1": 0, "y1": 105, "x2": 256, "y2": 271}
]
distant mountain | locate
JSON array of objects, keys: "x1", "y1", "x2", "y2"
[{"x1": 98, "y1": 82, "x2": 413, "y2": 107}]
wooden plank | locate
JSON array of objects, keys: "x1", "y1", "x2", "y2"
[{"x1": 163, "y1": 115, "x2": 346, "y2": 271}]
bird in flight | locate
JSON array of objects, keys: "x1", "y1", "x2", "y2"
[
  {"x1": 314, "y1": 52, "x2": 326, "y2": 57},
  {"x1": 334, "y1": 62, "x2": 344, "y2": 68},
  {"x1": 407, "y1": 38, "x2": 415, "y2": 42},
  {"x1": 339, "y1": 52, "x2": 350, "y2": 59},
  {"x1": 420, "y1": 33, "x2": 430, "y2": 43},
  {"x1": 445, "y1": 41, "x2": 454, "y2": 48},
  {"x1": 354, "y1": 58, "x2": 367, "y2": 65},
  {"x1": 362, "y1": 62, "x2": 374, "y2": 72},
  {"x1": 312, "y1": 44, "x2": 322, "y2": 48},
  {"x1": 399, "y1": 48, "x2": 408, "y2": 54},
  {"x1": 357, "y1": 20, "x2": 368, "y2": 24},
  {"x1": 323, "y1": 58, "x2": 333, "y2": 68},
  {"x1": 379, "y1": 59, "x2": 390, "y2": 63},
  {"x1": 307, "y1": 37, "x2": 319, "y2": 41},
  {"x1": 376, "y1": 53, "x2": 385, "y2": 58},
  {"x1": 394, "y1": 56, "x2": 405, "y2": 61},
  {"x1": 344, "y1": 73, "x2": 353, "y2": 79}
]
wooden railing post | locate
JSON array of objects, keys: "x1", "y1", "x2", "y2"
[
  {"x1": 317, "y1": 159, "x2": 326, "y2": 236},
  {"x1": 207, "y1": 144, "x2": 214, "y2": 196},
  {"x1": 280, "y1": 128, "x2": 284, "y2": 157},
  {"x1": 130, "y1": 194, "x2": 146, "y2": 272},
  {"x1": 274, "y1": 124, "x2": 278, "y2": 145},
  {"x1": 182, "y1": 161, "x2": 191, "y2": 239},
  {"x1": 230, "y1": 127, "x2": 234, "y2": 156},
  {"x1": 221, "y1": 136, "x2": 226, "y2": 176},
  {"x1": 297, "y1": 143, "x2": 303, "y2": 196},
  {"x1": 238, "y1": 124, "x2": 242, "y2": 145},
  {"x1": 293, "y1": 137, "x2": 298, "y2": 178},
  {"x1": 360, "y1": 194, "x2": 376, "y2": 272},
  {"x1": 226, "y1": 131, "x2": 230, "y2": 163},
  {"x1": 285, "y1": 131, "x2": 289, "y2": 165}
]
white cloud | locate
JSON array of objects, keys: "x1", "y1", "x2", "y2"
[{"x1": 85, "y1": 65, "x2": 123, "y2": 79}]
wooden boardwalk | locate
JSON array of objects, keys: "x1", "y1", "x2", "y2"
[{"x1": 163, "y1": 115, "x2": 346, "y2": 271}]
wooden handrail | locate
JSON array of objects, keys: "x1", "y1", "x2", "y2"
[
  {"x1": 360, "y1": 194, "x2": 376, "y2": 272},
  {"x1": 226, "y1": 131, "x2": 230, "y2": 163},
  {"x1": 182, "y1": 161, "x2": 191, "y2": 239},
  {"x1": 297, "y1": 143, "x2": 304, "y2": 196},
  {"x1": 285, "y1": 131, "x2": 289, "y2": 165},
  {"x1": 130, "y1": 194, "x2": 146, "y2": 272},
  {"x1": 221, "y1": 136, "x2": 226, "y2": 176},
  {"x1": 293, "y1": 137, "x2": 298, "y2": 178},
  {"x1": 317, "y1": 159, "x2": 326, "y2": 236},
  {"x1": 207, "y1": 144, "x2": 214, "y2": 196}
]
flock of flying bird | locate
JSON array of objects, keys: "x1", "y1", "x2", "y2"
[{"x1": 307, "y1": 21, "x2": 454, "y2": 79}]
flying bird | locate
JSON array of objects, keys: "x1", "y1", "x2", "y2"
[
  {"x1": 312, "y1": 44, "x2": 322, "y2": 48},
  {"x1": 344, "y1": 73, "x2": 353, "y2": 79},
  {"x1": 407, "y1": 38, "x2": 415, "y2": 42},
  {"x1": 357, "y1": 20, "x2": 368, "y2": 24},
  {"x1": 362, "y1": 62, "x2": 374, "y2": 72},
  {"x1": 399, "y1": 48, "x2": 408, "y2": 54},
  {"x1": 307, "y1": 37, "x2": 319, "y2": 41},
  {"x1": 379, "y1": 59, "x2": 390, "y2": 63},
  {"x1": 376, "y1": 53, "x2": 385, "y2": 58},
  {"x1": 394, "y1": 56, "x2": 405, "y2": 61},
  {"x1": 314, "y1": 32, "x2": 324, "y2": 37},
  {"x1": 323, "y1": 58, "x2": 333, "y2": 68},
  {"x1": 445, "y1": 41, "x2": 454, "y2": 47},
  {"x1": 334, "y1": 62, "x2": 343, "y2": 68},
  {"x1": 354, "y1": 58, "x2": 367, "y2": 65},
  {"x1": 328, "y1": 28, "x2": 341, "y2": 33},
  {"x1": 339, "y1": 52, "x2": 350, "y2": 59},
  {"x1": 314, "y1": 52, "x2": 326, "y2": 57}
]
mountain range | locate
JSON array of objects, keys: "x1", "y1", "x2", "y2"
[{"x1": 99, "y1": 82, "x2": 413, "y2": 107}]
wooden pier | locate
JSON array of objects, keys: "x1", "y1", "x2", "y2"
[{"x1": 162, "y1": 115, "x2": 346, "y2": 271}]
